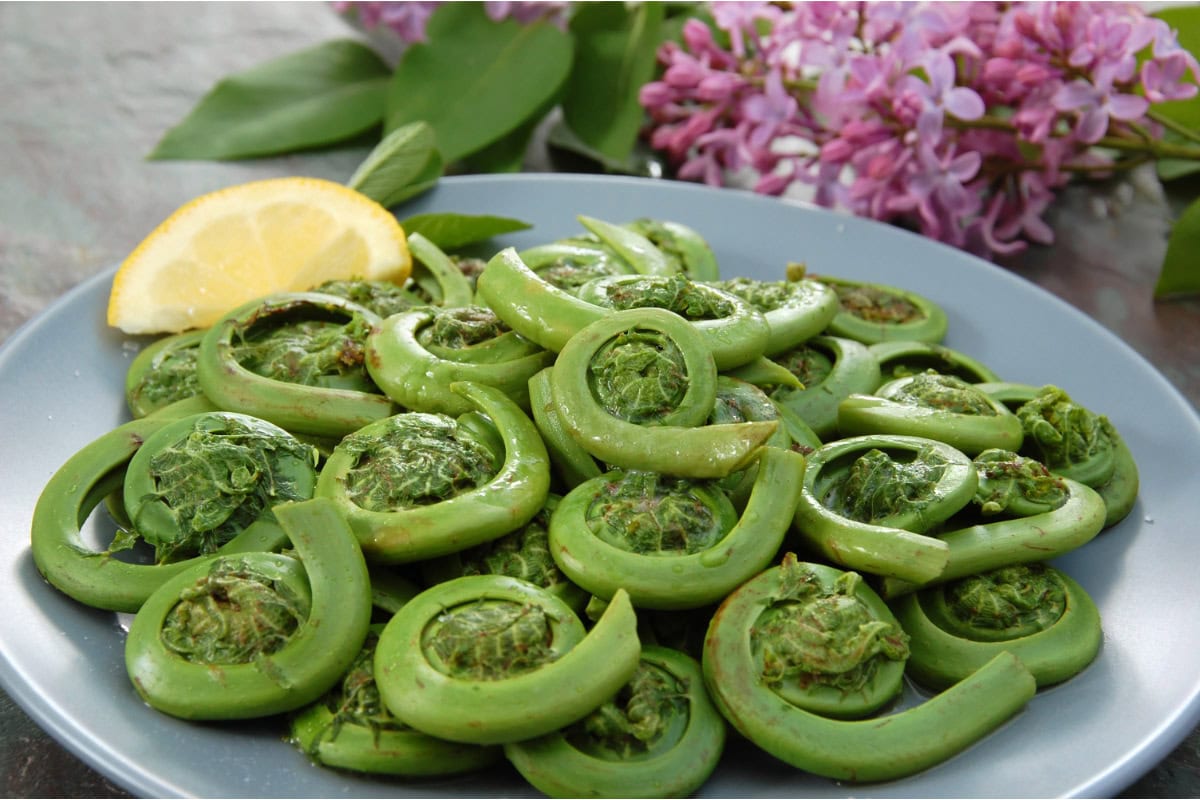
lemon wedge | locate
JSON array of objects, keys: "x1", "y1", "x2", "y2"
[{"x1": 107, "y1": 177, "x2": 411, "y2": 334}]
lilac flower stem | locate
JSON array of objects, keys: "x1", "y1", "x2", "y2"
[
  {"x1": 956, "y1": 115, "x2": 1200, "y2": 163},
  {"x1": 1147, "y1": 109, "x2": 1200, "y2": 146}
]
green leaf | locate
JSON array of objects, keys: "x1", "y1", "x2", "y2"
[
  {"x1": 461, "y1": 89, "x2": 562, "y2": 174},
  {"x1": 561, "y1": 2, "x2": 666, "y2": 164},
  {"x1": 461, "y1": 119, "x2": 538, "y2": 174},
  {"x1": 1156, "y1": 193, "x2": 1200, "y2": 297},
  {"x1": 399, "y1": 213, "x2": 532, "y2": 250},
  {"x1": 545, "y1": 117, "x2": 662, "y2": 175},
  {"x1": 1157, "y1": 155, "x2": 1200, "y2": 182},
  {"x1": 384, "y1": 4, "x2": 574, "y2": 164},
  {"x1": 347, "y1": 121, "x2": 442, "y2": 206},
  {"x1": 150, "y1": 40, "x2": 391, "y2": 161},
  {"x1": 378, "y1": 152, "x2": 444, "y2": 207}
]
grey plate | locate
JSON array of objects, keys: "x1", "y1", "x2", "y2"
[{"x1": 2, "y1": 174, "x2": 1198, "y2": 798}]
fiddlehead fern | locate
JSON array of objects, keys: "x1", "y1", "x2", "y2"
[
  {"x1": 868, "y1": 340, "x2": 1001, "y2": 384},
  {"x1": 549, "y1": 447, "x2": 805, "y2": 610},
  {"x1": 372, "y1": 575, "x2": 641, "y2": 745},
  {"x1": 891, "y1": 562, "x2": 1102, "y2": 690},
  {"x1": 709, "y1": 376, "x2": 800, "y2": 501},
  {"x1": 125, "y1": 329, "x2": 207, "y2": 418},
  {"x1": 792, "y1": 435, "x2": 977, "y2": 584},
  {"x1": 124, "y1": 497, "x2": 372, "y2": 719},
  {"x1": 518, "y1": 239, "x2": 633, "y2": 292},
  {"x1": 421, "y1": 494, "x2": 589, "y2": 613},
  {"x1": 577, "y1": 215, "x2": 679, "y2": 277},
  {"x1": 289, "y1": 625, "x2": 503, "y2": 776},
  {"x1": 768, "y1": 336, "x2": 882, "y2": 440},
  {"x1": 365, "y1": 304, "x2": 554, "y2": 415},
  {"x1": 196, "y1": 291, "x2": 396, "y2": 437},
  {"x1": 122, "y1": 411, "x2": 319, "y2": 563},
  {"x1": 311, "y1": 280, "x2": 423, "y2": 318},
  {"x1": 30, "y1": 404, "x2": 298, "y2": 613},
  {"x1": 721, "y1": 354, "x2": 804, "y2": 392},
  {"x1": 816, "y1": 275, "x2": 949, "y2": 344},
  {"x1": 479, "y1": 247, "x2": 771, "y2": 369},
  {"x1": 702, "y1": 554, "x2": 1036, "y2": 782},
  {"x1": 403, "y1": 231, "x2": 477, "y2": 308},
  {"x1": 527, "y1": 366, "x2": 604, "y2": 490},
  {"x1": 709, "y1": 273, "x2": 839, "y2": 356},
  {"x1": 575, "y1": 274, "x2": 770, "y2": 371},
  {"x1": 316, "y1": 381, "x2": 550, "y2": 563},
  {"x1": 838, "y1": 372, "x2": 1025, "y2": 455},
  {"x1": 503, "y1": 645, "x2": 726, "y2": 798},
  {"x1": 972, "y1": 448, "x2": 1070, "y2": 517},
  {"x1": 622, "y1": 218, "x2": 720, "y2": 281},
  {"x1": 548, "y1": 307, "x2": 777, "y2": 479},
  {"x1": 1009, "y1": 384, "x2": 1139, "y2": 527},
  {"x1": 476, "y1": 247, "x2": 610, "y2": 353},
  {"x1": 876, "y1": 467, "x2": 1106, "y2": 599}
]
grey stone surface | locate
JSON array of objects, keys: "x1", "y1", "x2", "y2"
[{"x1": 1, "y1": 2, "x2": 1197, "y2": 798}]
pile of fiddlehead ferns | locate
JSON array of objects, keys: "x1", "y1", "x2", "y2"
[{"x1": 31, "y1": 214, "x2": 1138, "y2": 796}]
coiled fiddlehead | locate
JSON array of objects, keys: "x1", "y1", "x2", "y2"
[
  {"x1": 479, "y1": 247, "x2": 772, "y2": 369},
  {"x1": 576, "y1": 273, "x2": 769, "y2": 371},
  {"x1": 876, "y1": 466, "x2": 1106, "y2": 599},
  {"x1": 1003, "y1": 384, "x2": 1139, "y2": 527},
  {"x1": 972, "y1": 448, "x2": 1070, "y2": 517},
  {"x1": 577, "y1": 215, "x2": 679, "y2": 277},
  {"x1": 365, "y1": 304, "x2": 554, "y2": 415},
  {"x1": 709, "y1": 273, "x2": 839, "y2": 356},
  {"x1": 702, "y1": 554, "x2": 1036, "y2": 783},
  {"x1": 549, "y1": 307, "x2": 777, "y2": 479},
  {"x1": 421, "y1": 494, "x2": 589, "y2": 613},
  {"x1": 476, "y1": 247, "x2": 611, "y2": 353},
  {"x1": 868, "y1": 340, "x2": 1002, "y2": 384},
  {"x1": 768, "y1": 335, "x2": 882, "y2": 440},
  {"x1": 518, "y1": 238, "x2": 633, "y2": 292},
  {"x1": 792, "y1": 435, "x2": 978, "y2": 584},
  {"x1": 403, "y1": 231, "x2": 477, "y2": 308},
  {"x1": 316, "y1": 381, "x2": 550, "y2": 563},
  {"x1": 196, "y1": 291, "x2": 396, "y2": 437},
  {"x1": 503, "y1": 645, "x2": 726, "y2": 798},
  {"x1": 372, "y1": 575, "x2": 641, "y2": 745},
  {"x1": 289, "y1": 619, "x2": 502, "y2": 776},
  {"x1": 311, "y1": 280, "x2": 423, "y2": 318},
  {"x1": 550, "y1": 447, "x2": 805, "y2": 610},
  {"x1": 622, "y1": 217, "x2": 720, "y2": 281},
  {"x1": 709, "y1": 376, "x2": 802, "y2": 501},
  {"x1": 30, "y1": 402, "x2": 296, "y2": 613},
  {"x1": 527, "y1": 366, "x2": 604, "y2": 490},
  {"x1": 891, "y1": 562, "x2": 1102, "y2": 690},
  {"x1": 124, "y1": 497, "x2": 372, "y2": 719},
  {"x1": 816, "y1": 275, "x2": 949, "y2": 344},
  {"x1": 125, "y1": 329, "x2": 207, "y2": 418},
  {"x1": 122, "y1": 411, "x2": 319, "y2": 563},
  {"x1": 312, "y1": 234, "x2": 475, "y2": 314},
  {"x1": 838, "y1": 372, "x2": 1025, "y2": 455}
]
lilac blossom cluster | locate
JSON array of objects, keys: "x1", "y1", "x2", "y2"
[
  {"x1": 333, "y1": 1, "x2": 569, "y2": 43},
  {"x1": 639, "y1": 2, "x2": 1200, "y2": 257}
]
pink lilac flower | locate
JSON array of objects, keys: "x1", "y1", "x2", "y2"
[
  {"x1": 1053, "y1": 71, "x2": 1149, "y2": 144},
  {"x1": 335, "y1": 1, "x2": 568, "y2": 43},
  {"x1": 336, "y1": 1, "x2": 441, "y2": 43},
  {"x1": 484, "y1": 2, "x2": 570, "y2": 28},
  {"x1": 905, "y1": 51, "x2": 986, "y2": 143},
  {"x1": 910, "y1": 144, "x2": 983, "y2": 246},
  {"x1": 638, "y1": 1, "x2": 1199, "y2": 260},
  {"x1": 742, "y1": 70, "x2": 798, "y2": 149}
]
